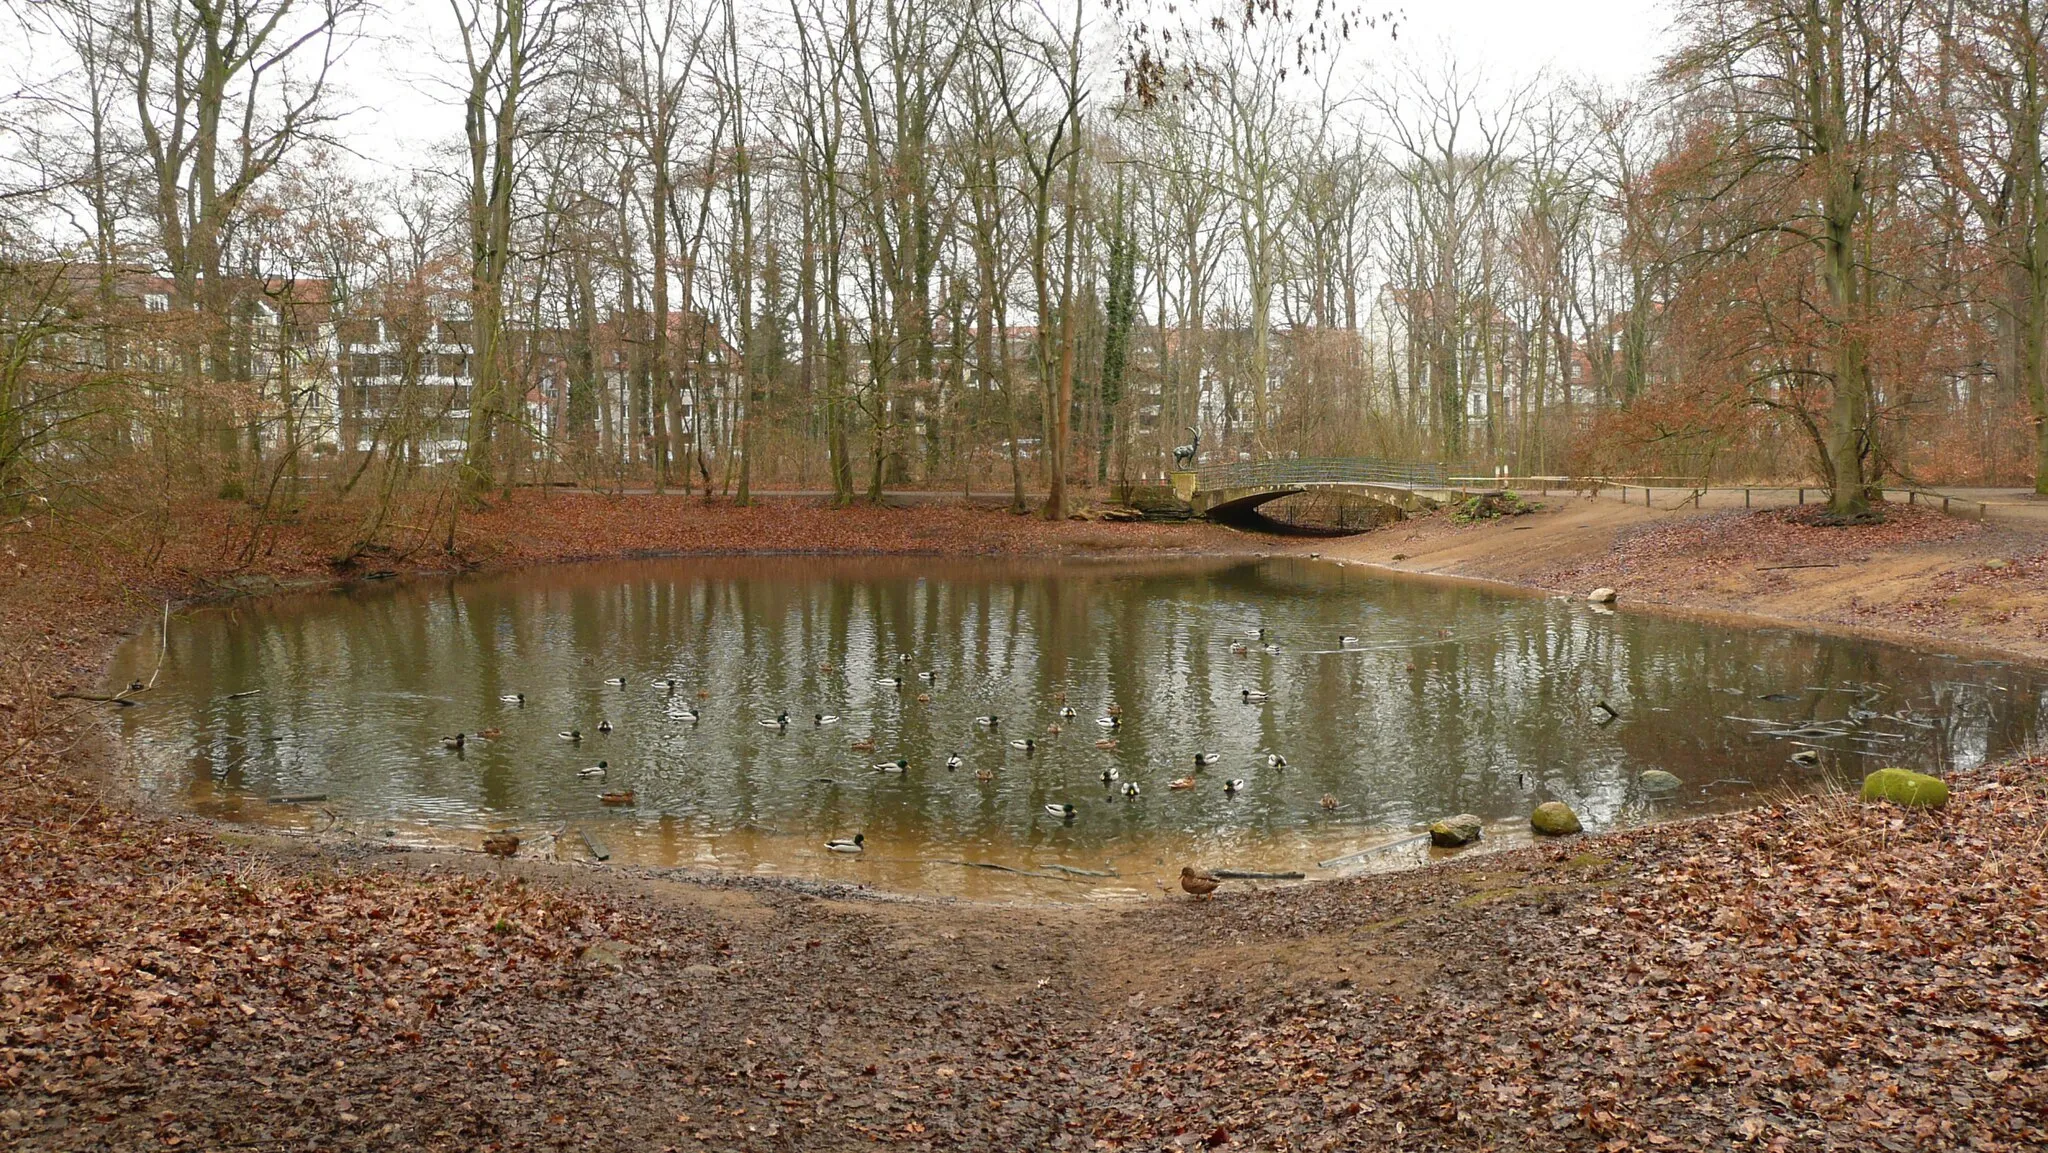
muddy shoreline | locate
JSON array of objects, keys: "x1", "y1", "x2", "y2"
[
  {"x1": 5, "y1": 493, "x2": 2046, "y2": 1150},
  {"x1": 85, "y1": 492, "x2": 2048, "y2": 904}
]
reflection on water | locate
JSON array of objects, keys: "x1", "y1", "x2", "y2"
[{"x1": 109, "y1": 556, "x2": 2048, "y2": 900}]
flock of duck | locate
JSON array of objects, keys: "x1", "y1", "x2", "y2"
[{"x1": 449, "y1": 627, "x2": 1357, "y2": 859}]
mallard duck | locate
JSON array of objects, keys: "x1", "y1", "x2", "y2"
[
  {"x1": 1180, "y1": 866, "x2": 1220, "y2": 898},
  {"x1": 1339, "y1": 635, "x2": 1360, "y2": 647},
  {"x1": 1097, "y1": 716, "x2": 1121, "y2": 728},
  {"x1": 916, "y1": 692, "x2": 932, "y2": 703},
  {"x1": 670, "y1": 706, "x2": 701, "y2": 723},
  {"x1": 482, "y1": 832, "x2": 520, "y2": 858},
  {"x1": 946, "y1": 753, "x2": 963, "y2": 771},
  {"x1": 477, "y1": 727, "x2": 502, "y2": 740},
  {"x1": 1059, "y1": 706, "x2": 1078, "y2": 719},
  {"x1": 1122, "y1": 782, "x2": 1141, "y2": 799},
  {"x1": 603, "y1": 677, "x2": 626, "y2": 687},
  {"x1": 653, "y1": 677, "x2": 677, "y2": 690},
  {"x1": 1194, "y1": 752, "x2": 1221, "y2": 766},
  {"x1": 917, "y1": 670, "x2": 936, "y2": 682},
  {"x1": 760, "y1": 711, "x2": 791, "y2": 728},
  {"x1": 1169, "y1": 777, "x2": 1196, "y2": 790},
  {"x1": 826, "y1": 833, "x2": 865, "y2": 853},
  {"x1": 1045, "y1": 803, "x2": 1077, "y2": 820},
  {"x1": 851, "y1": 736, "x2": 878, "y2": 752},
  {"x1": 1267, "y1": 753, "x2": 1287, "y2": 768},
  {"x1": 696, "y1": 688, "x2": 711, "y2": 699},
  {"x1": 1100, "y1": 767, "x2": 1120, "y2": 783},
  {"x1": 975, "y1": 715, "x2": 1000, "y2": 727},
  {"x1": 1009, "y1": 738, "x2": 1036, "y2": 753},
  {"x1": 1230, "y1": 641, "x2": 1249, "y2": 655},
  {"x1": 874, "y1": 759, "x2": 909, "y2": 773},
  {"x1": 975, "y1": 767, "x2": 995, "y2": 782},
  {"x1": 499, "y1": 693, "x2": 525, "y2": 705},
  {"x1": 1224, "y1": 778, "x2": 1246, "y2": 795},
  {"x1": 579, "y1": 761, "x2": 609, "y2": 777},
  {"x1": 440, "y1": 733, "x2": 466, "y2": 750},
  {"x1": 599, "y1": 789, "x2": 634, "y2": 805},
  {"x1": 1241, "y1": 689, "x2": 1270, "y2": 702},
  {"x1": 815, "y1": 713, "x2": 841, "y2": 726},
  {"x1": 1046, "y1": 723, "x2": 1063, "y2": 735},
  {"x1": 597, "y1": 720, "x2": 613, "y2": 733},
  {"x1": 1261, "y1": 643, "x2": 1281, "y2": 654},
  {"x1": 559, "y1": 729, "x2": 581, "y2": 742},
  {"x1": 819, "y1": 661, "x2": 835, "y2": 672},
  {"x1": 1094, "y1": 738, "x2": 1119, "y2": 750},
  {"x1": 875, "y1": 676, "x2": 903, "y2": 688},
  {"x1": 1320, "y1": 793, "x2": 1339, "y2": 810},
  {"x1": 1106, "y1": 704, "x2": 1123, "y2": 718}
]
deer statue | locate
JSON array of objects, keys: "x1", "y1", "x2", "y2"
[{"x1": 1172, "y1": 426, "x2": 1200, "y2": 470}]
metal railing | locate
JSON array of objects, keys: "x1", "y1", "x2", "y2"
[{"x1": 1191, "y1": 456, "x2": 1455, "y2": 491}]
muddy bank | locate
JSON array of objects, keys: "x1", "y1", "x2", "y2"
[
  {"x1": 1315, "y1": 494, "x2": 2048, "y2": 664},
  {"x1": 3, "y1": 494, "x2": 2046, "y2": 1150}
]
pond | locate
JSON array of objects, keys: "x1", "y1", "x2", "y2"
[{"x1": 108, "y1": 555, "x2": 2048, "y2": 901}]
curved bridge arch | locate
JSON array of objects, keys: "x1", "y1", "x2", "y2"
[{"x1": 1174, "y1": 458, "x2": 1460, "y2": 520}]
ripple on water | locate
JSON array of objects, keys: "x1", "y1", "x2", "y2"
[{"x1": 109, "y1": 555, "x2": 2048, "y2": 901}]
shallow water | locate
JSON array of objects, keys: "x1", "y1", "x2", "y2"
[{"x1": 109, "y1": 555, "x2": 2048, "y2": 901}]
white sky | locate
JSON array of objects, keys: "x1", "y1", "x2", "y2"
[
  {"x1": 325, "y1": 0, "x2": 1674, "y2": 178},
  {"x1": 2, "y1": 0, "x2": 1674, "y2": 207}
]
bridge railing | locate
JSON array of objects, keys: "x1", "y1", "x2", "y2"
[{"x1": 1192, "y1": 457, "x2": 1454, "y2": 491}]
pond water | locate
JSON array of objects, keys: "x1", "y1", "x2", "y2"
[{"x1": 108, "y1": 556, "x2": 2048, "y2": 901}]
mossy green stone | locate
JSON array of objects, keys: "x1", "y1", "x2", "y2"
[
  {"x1": 1861, "y1": 768, "x2": 1949, "y2": 809},
  {"x1": 1428, "y1": 813, "x2": 1484, "y2": 847},
  {"x1": 1530, "y1": 801, "x2": 1583, "y2": 836}
]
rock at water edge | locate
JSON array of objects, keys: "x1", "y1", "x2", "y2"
[
  {"x1": 1639, "y1": 770, "x2": 1682, "y2": 794},
  {"x1": 1428, "y1": 813, "x2": 1484, "y2": 847},
  {"x1": 1860, "y1": 767, "x2": 1948, "y2": 809},
  {"x1": 1586, "y1": 588, "x2": 1618, "y2": 604},
  {"x1": 1531, "y1": 801, "x2": 1583, "y2": 836}
]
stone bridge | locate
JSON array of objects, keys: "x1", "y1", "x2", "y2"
[{"x1": 1170, "y1": 458, "x2": 1467, "y2": 519}]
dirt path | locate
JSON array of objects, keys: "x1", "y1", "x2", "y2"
[{"x1": 3, "y1": 494, "x2": 2045, "y2": 1151}]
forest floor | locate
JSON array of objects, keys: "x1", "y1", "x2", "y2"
[{"x1": 2, "y1": 490, "x2": 2045, "y2": 1151}]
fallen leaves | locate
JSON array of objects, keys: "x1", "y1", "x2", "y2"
[{"x1": 3, "y1": 497, "x2": 2046, "y2": 1149}]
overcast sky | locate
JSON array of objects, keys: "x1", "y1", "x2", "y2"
[
  {"x1": 2, "y1": 0, "x2": 1676, "y2": 199},
  {"x1": 321, "y1": 0, "x2": 1675, "y2": 177}
]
